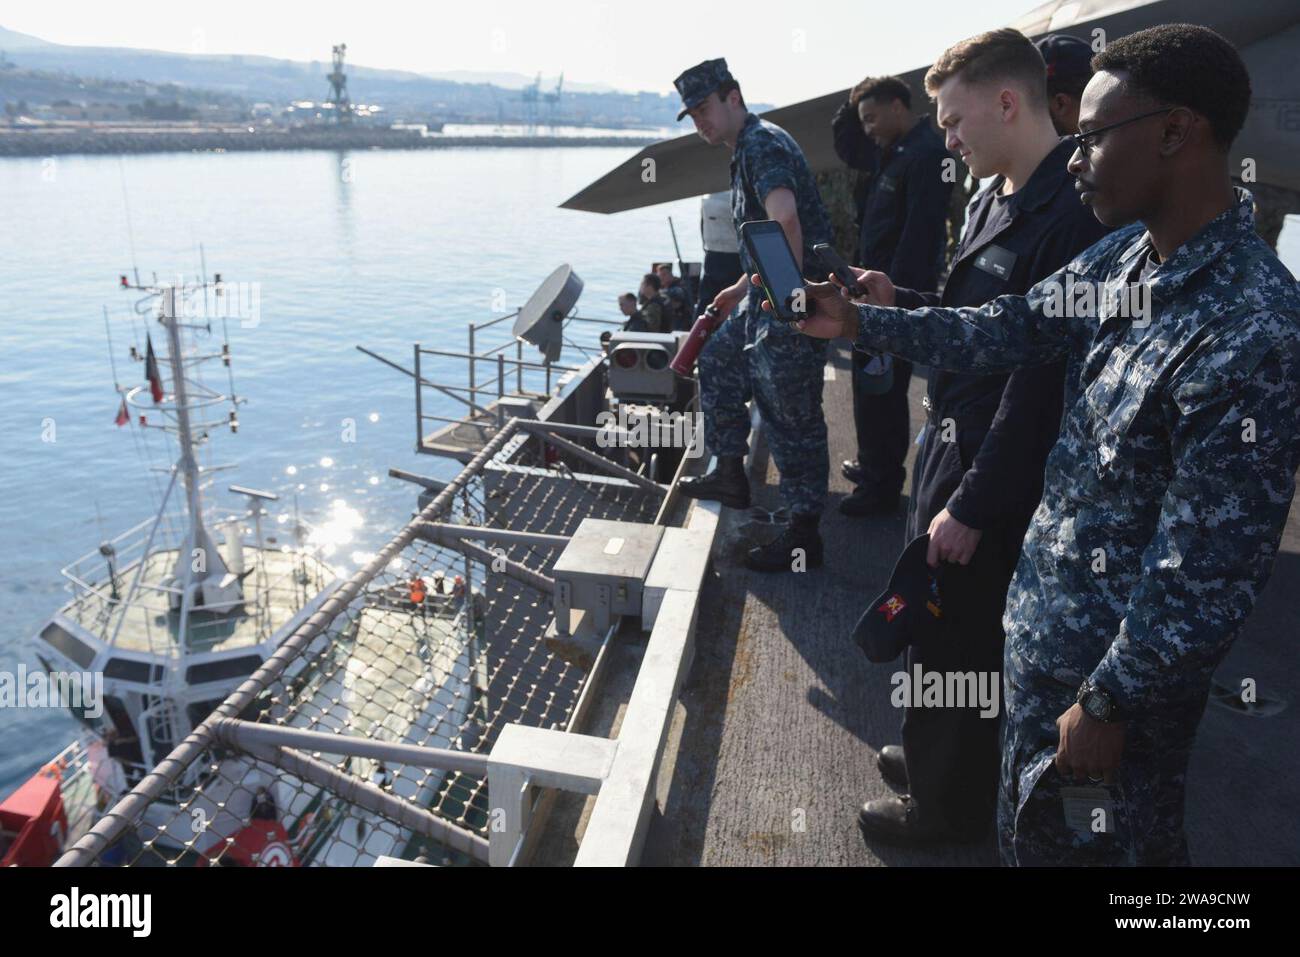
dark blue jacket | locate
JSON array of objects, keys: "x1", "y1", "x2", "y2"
[
  {"x1": 830, "y1": 100, "x2": 881, "y2": 237},
  {"x1": 856, "y1": 117, "x2": 953, "y2": 294},
  {"x1": 895, "y1": 137, "x2": 1111, "y2": 530}
]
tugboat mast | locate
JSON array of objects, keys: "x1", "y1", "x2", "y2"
[{"x1": 160, "y1": 284, "x2": 239, "y2": 626}]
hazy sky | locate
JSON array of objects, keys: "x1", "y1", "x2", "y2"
[{"x1": 4, "y1": 0, "x2": 1042, "y2": 105}]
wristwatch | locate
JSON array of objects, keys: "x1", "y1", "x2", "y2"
[{"x1": 1077, "y1": 679, "x2": 1122, "y2": 723}]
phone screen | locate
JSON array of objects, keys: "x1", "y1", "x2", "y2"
[{"x1": 743, "y1": 221, "x2": 807, "y2": 322}]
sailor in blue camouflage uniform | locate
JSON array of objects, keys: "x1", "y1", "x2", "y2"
[
  {"x1": 674, "y1": 58, "x2": 836, "y2": 572},
  {"x1": 793, "y1": 25, "x2": 1300, "y2": 864}
]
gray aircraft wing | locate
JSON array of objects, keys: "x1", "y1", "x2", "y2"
[{"x1": 561, "y1": 0, "x2": 1300, "y2": 212}]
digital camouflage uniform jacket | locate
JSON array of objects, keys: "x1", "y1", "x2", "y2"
[{"x1": 730, "y1": 111, "x2": 833, "y2": 337}]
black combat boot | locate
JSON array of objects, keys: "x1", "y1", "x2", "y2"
[
  {"x1": 876, "y1": 745, "x2": 909, "y2": 790},
  {"x1": 743, "y1": 512, "x2": 823, "y2": 573},
  {"x1": 679, "y1": 455, "x2": 751, "y2": 509},
  {"x1": 857, "y1": 795, "x2": 950, "y2": 846},
  {"x1": 838, "y1": 485, "x2": 900, "y2": 517}
]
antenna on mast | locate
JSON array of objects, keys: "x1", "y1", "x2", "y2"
[
  {"x1": 158, "y1": 284, "x2": 243, "y2": 617},
  {"x1": 116, "y1": 156, "x2": 141, "y2": 287}
]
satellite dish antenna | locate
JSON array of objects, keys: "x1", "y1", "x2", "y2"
[{"x1": 513, "y1": 265, "x2": 583, "y2": 363}]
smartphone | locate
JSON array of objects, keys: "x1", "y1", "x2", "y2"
[
  {"x1": 813, "y1": 243, "x2": 868, "y2": 296},
  {"x1": 740, "y1": 220, "x2": 813, "y2": 323}
]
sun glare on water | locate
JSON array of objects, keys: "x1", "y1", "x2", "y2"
[{"x1": 307, "y1": 499, "x2": 366, "y2": 562}]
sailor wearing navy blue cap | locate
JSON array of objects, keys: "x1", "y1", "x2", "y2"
[
  {"x1": 1034, "y1": 33, "x2": 1095, "y2": 135},
  {"x1": 673, "y1": 58, "x2": 836, "y2": 574}
]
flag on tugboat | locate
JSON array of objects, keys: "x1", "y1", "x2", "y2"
[{"x1": 144, "y1": 334, "x2": 164, "y2": 403}]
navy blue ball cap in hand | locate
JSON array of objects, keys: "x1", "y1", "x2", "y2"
[{"x1": 853, "y1": 534, "x2": 944, "y2": 663}]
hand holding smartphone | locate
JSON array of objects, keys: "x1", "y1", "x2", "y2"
[
  {"x1": 739, "y1": 220, "x2": 816, "y2": 323},
  {"x1": 813, "y1": 243, "x2": 869, "y2": 297}
]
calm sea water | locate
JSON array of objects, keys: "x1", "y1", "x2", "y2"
[
  {"x1": 0, "y1": 145, "x2": 706, "y2": 794},
  {"x1": 1, "y1": 148, "x2": 1298, "y2": 797}
]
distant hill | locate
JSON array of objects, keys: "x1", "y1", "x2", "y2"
[
  {"x1": 0, "y1": 25, "x2": 53, "y2": 49},
  {"x1": 0, "y1": 26, "x2": 711, "y2": 126},
  {"x1": 421, "y1": 70, "x2": 617, "y2": 94}
]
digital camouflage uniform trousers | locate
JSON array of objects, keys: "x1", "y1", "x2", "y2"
[
  {"x1": 697, "y1": 300, "x2": 829, "y2": 517},
  {"x1": 1000, "y1": 668, "x2": 1205, "y2": 865}
]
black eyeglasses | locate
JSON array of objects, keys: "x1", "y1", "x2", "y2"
[{"x1": 1071, "y1": 108, "x2": 1175, "y2": 156}]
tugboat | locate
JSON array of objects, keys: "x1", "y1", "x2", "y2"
[{"x1": 0, "y1": 273, "x2": 344, "y2": 866}]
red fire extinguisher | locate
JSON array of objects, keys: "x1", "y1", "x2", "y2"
[{"x1": 670, "y1": 305, "x2": 723, "y2": 378}]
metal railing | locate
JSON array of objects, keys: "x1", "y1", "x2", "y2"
[
  {"x1": 56, "y1": 501, "x2": 331, "y2": 659},
  {"x1": 413, "y1": 310, "x2": 620, "y2": 444}
]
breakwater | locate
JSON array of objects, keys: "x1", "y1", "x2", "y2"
[{"x1": 0, "y1": 125, "x2": 660, "y2": 158}]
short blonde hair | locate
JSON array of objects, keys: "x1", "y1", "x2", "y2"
[{"x1": 924, "y1": 28, "x2": 1047, "y2": 108}]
